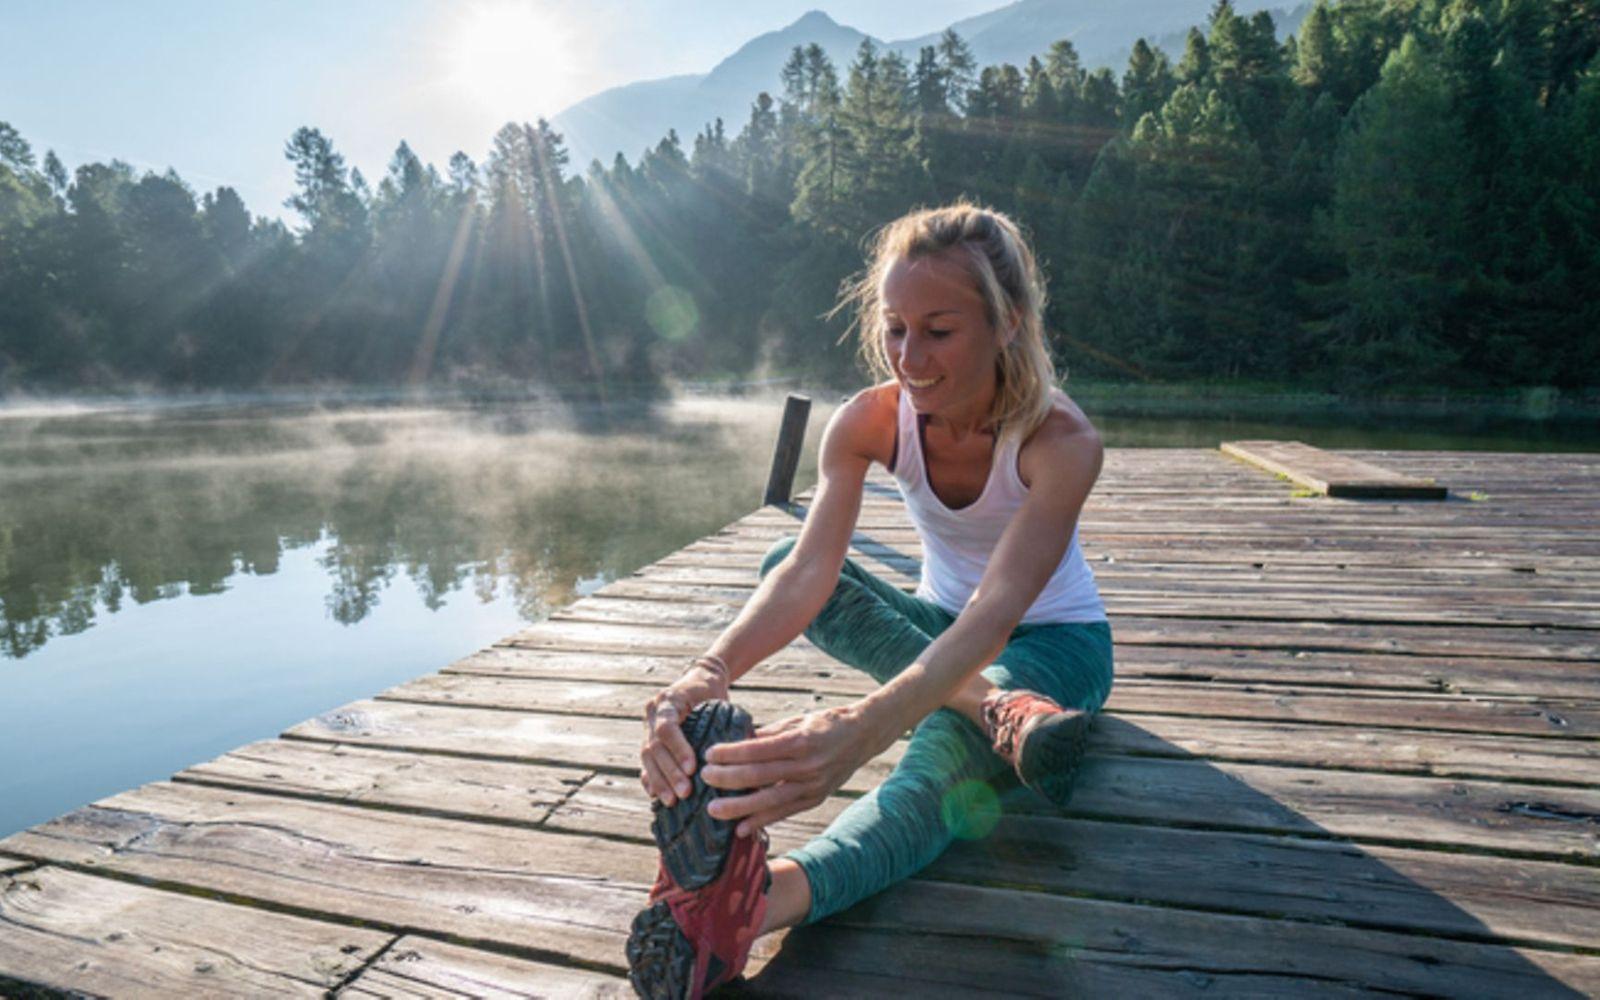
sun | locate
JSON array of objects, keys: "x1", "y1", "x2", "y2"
[{"x1": 448, "y1": 4, "x2": 573, "y2": 117}]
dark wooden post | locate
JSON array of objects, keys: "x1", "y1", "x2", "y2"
[{"x1": 763, "y1": 393, "x2": 812, "y2": 506}]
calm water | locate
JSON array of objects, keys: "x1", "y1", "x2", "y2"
[{"x1": 1, "y1": 393, "x2": 1595, "y2": 838}]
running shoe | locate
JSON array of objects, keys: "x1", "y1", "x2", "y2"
[
  {"x1": 981, "y1": 688, "x2": 1091, "y2": 807},
  {"x1": 627, "y1": 700, "x2": 771, "y2": 999}
]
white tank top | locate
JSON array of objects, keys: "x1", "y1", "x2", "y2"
[{"x1": 889, "y1": 387, "x2": 1106, "y2": 625}]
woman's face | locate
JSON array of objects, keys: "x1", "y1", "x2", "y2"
[{"x1": 880, "y1": 250, "x2": 1004, "y2": 422}]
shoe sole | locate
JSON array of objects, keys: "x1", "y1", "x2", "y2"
[
  {"x1": 1018, "y1": 709, "x2": 1091, "y2": 807},
  {"x1": 626, "y1": 901, "x2": 694, "y2": 1000},
  {"x1": 651, "y1": 700, "x2": 754, "y2": 890}
]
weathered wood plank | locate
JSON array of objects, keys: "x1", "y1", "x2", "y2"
[
  {"x1": 383, "y1": 671, "x2": 1600, "y2": 742},
  {"x1": 285, "y1": 694, "x2": 1600, "y2": 786},
  {"x1": 0, "y1": 782, "x2": 652, "y2": 971},
  {"x1": 746, "y1": 878, "x2": 1600, "y2": 998},
  {"x1": 454, "y1": 636, "x2": 1600, "y2": 701},
  {"x1": 1221, "y1": 440, "x2": 1449, "y2": 498},
  {"x1": 546, "y1": 597, "x2": 1600, "y2": 659},
  {"x1": 338, "y1": 936, "x2": 630, "y2": 998},
  {"x1": 172, "y1": 731, "x2": 1600, "y2": 864},
  {"x1": 175, "y1": 739, "x2": 592, "y2": 827},
  {"x1": 1069, "y1": 755, "x2": 1600, "y2": 861},
  {"x1": 0, "y1": 866, "x2": 390, "y2": 996},
  {"x1": 1092, "y1": 713, "x2": 1600, "y2": 786},
  {"x1": 924, "y1": 815, "x2": 1600, "y2": 950},
  {"x1": 279, "y1": 699, "x2": 900, "y2": 795}
]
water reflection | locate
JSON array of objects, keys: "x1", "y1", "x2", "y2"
[{"x1": 0, "y1": 397, "x2": 822, "y2": 659}]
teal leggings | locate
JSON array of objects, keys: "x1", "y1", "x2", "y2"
[{"x1": 758, "y1": 536, "x2": 1115, "y2": 925}]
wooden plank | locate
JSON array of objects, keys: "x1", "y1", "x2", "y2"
[
  {"x1": 169, "y1": 732, "x2": 1600, "y2": 865},
  {"x1": 595, "y1": 575, "x2": 1600, "y2": 629},
  {"x1": 339, "y1": 936, "x2": 630, "y2": 998},
  {"x1": 1222, "y1": 441, "x2": 1446, "y2": 499},
  {"x1": 0, "y1": 866, "x2": 390, "y2": 996},
  {"x1": 279, "y1": 699, "x2": 900, "y2": 795},
  {"x1": 547, "y1": 597, "x2": 1600, "y2": 660},
  {"x1": 175, "y1": 739, "x2": 592, "y2": 827},
  {"x1": 1092, "y1": 713, "x2": 1600, "y2": 786},
  {"x1": 284, "y1": 694, "x2": 1600, "y2": 786},
  {"x1": 0, "y1": 782, "x2": 652, "y2": 971},
  {"x1": 456, "y1": 634, "x2": 1600, "y2": 700},
  {"x1": 746, "y1": 878, "x2": 1600, "y2": 997},
  {"x1": 930, "y1": 815, "x2": 1600, "y2": 950},
  {"x1": 1068, "y1": 755, "x2": 1600, "y2": 861},
  {"x1": 382, "y1": 672, "x2": 1600, "y2": 742}
]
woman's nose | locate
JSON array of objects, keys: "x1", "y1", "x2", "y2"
[{"x1": 897, "y1": 332, "x2": 926, "y2": 369}]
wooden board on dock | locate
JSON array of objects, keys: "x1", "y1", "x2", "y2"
[
  {"x1": 2, "y1": 446, "x2": 1597, "y2": 996},
  {"x1": 1222, "y1": 439, "x2": 1450, "y2": 498}
]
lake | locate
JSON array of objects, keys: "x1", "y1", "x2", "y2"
[{"x1": 1, "y1": 390, "x2": 1595, "y2": 838}]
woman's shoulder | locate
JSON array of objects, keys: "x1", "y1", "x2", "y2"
[
  {"x1": 1017, "y1": 390, "x2": 1102, "y2": 485},
  {"x1": 824, "y1": 381, "x2": 899, "y2": 467}
]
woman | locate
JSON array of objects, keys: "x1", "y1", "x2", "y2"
[{"x1": 627, "y1": 202, "x2": 1113, "y2": 999}]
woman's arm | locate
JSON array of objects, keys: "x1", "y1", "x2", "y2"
[
  {"x1": 702, "y1": 412, "x2": 1104, "y2": 833},
  {"x1": 638, "y1": 390, "x2": 888, "y2": 804}
]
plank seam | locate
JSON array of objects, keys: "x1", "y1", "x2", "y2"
[{"x1": 325, "y1": 931, "x2": 403, "y2": 996}]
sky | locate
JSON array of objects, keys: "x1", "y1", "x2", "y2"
[{"x1": 2, "y1": 0, "x2": 1001, "y2": 222}]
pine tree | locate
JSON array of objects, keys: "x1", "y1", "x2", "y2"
[{"x1": 1318, "y1": 34, "x2": 1471, "y2": 383}]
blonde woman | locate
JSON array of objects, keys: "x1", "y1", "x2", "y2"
[{"x1": 628, "y1": 202, "x2": 1114, "y2": 998}]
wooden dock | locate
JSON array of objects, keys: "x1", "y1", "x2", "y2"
[{"x1": 3, "y1": 447, "x2": 1598, "y2": 996}]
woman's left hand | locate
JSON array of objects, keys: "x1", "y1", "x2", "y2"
[{"x1": 700, "y1": 701, "x2": 888, "y2": 838}]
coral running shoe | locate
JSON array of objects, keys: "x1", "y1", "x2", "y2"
[
  {"x1": 980, "y1": 688, "x2": 1092, "y2": 807},
  {"x1": 627, "y1": 700, "x2": 771, "y2": 999}
]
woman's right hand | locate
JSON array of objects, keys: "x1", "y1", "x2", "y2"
[{"x1": 640, "y1": 658, "x2": 729, "y2": 806}]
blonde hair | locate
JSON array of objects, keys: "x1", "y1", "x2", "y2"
[{"x1": 836, "y1": 201, "x2": 1058, "y2": 444}]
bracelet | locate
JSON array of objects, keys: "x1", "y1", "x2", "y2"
[{"x1": 688, "y1": 653, "x2": 730, "y2": 682}]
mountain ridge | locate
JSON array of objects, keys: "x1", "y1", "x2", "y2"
[{"x1": 552, "y1": 2, "x2": 1310, "y2": 170}]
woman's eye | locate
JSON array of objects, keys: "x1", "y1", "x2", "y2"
[
  {"x1": 886, "y1": 326, "x2": 906, "y2": 338},
  {"x1": 927, "y1": 329, "x2": 952, "y2": 338}
]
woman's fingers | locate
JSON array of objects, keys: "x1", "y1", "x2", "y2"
[
  {"x1": 705, "y1": 728, "x2": 804, "y2": 766},
  {"x1": 700, "y1": 759, "x2": 796, "y2": 790},
  {"x1": 639, "y1": 751, "x2": 674, "y2": 805},
  {"x1": 654, "y1": 703, "x2": 697, "y2": 777},
  {"x1": 708, "y1": 781, "x2": 804, "y2": 824}
]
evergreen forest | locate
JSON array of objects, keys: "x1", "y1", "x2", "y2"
[{"x1": 1, "y1": 0, "x2": 1597, "y2": 396}]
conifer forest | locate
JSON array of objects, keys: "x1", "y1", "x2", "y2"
[{"x1": 1, "y1": 0, "x2": 1596, "y2": 395}]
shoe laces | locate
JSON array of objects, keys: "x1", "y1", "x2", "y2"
[{"x1": 981, "y1": 689, "x2": 1064, "y2": 763}]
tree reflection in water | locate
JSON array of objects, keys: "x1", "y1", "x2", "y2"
[{"x1": 0, "y1": 396, "x2": 822, "y2": 659}]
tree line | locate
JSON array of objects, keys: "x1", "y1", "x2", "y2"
[{"x1": 1, "y1": 0, "x2": 1596, "y2": 395}]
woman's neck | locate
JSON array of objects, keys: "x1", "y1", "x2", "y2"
[{"x1": 923, "y1": 379, "x2": 998, "y2": 444}]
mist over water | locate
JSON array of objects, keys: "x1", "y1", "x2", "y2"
[{"x1": 0, "y1": 393, "x2": 829, "y2": 837}]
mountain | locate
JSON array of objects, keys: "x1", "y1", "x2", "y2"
[
  {"x1": 553, "y1": 10, "x2": 872, "y2": 169},
  {"x1": 552, "y1": 2, "x2": 1313, "y2": 171}
]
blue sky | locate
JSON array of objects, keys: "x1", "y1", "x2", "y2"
[{"x1": 3, "y1": 1, "x2": 999, "y2": 221}]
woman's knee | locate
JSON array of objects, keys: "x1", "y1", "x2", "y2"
[{"x1": 759, "y1": 535, "x2": 799, "y2": 580}]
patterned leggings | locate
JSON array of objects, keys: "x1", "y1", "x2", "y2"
[{"x1": 758, "y1": 535, "x2": 1115, "y2": 924}]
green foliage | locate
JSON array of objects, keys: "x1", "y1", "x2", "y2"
[{"x1": 0, "y1": 0, "x2": 1594, "y2": 394}]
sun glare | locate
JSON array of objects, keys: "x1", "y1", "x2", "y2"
[{"x1": 449, "y1": 4, "x2": 572, "y2": 116}]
